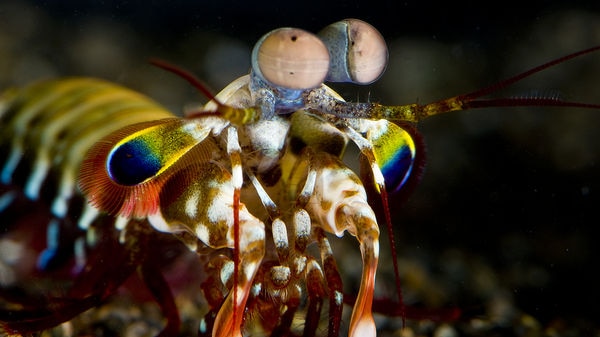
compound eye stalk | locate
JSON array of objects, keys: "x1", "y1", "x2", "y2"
[
  {"x1": 319, "y1": 18, "x2": 388, "y2": 84},
  {"x1": 252, "y1": 27, "x2": 330, "y2": 90}
]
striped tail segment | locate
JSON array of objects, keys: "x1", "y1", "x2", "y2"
[
  {"x1": 1, "y1": 78, "x2": 173, "y2": 222},
  {"x1": 0, "y1": 78, "x2": 180, "y2": 334}
]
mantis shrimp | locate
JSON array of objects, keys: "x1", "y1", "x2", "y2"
[{"x1": 1, "y1": 18, "x2": 599, "y2": 337}]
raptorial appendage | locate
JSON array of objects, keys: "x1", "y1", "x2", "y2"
[
  {"x1": 285, "y1": 149, "x2": 381, "y2": 337},
  {"x1": 148, "y1": 160, "x2": 266, "y2": 337}
]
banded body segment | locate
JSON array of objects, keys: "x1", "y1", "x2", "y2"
[
  {"x1": 0, "y1": 78, "x2": 181, "y2": 334},
  {"x1": 0, "y1": 78, "x2": 174, "y2": 220}
]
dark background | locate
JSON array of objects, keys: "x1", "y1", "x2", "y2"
[{"x1": 1, "y1": 0, "x2": 599, "y2": 335}]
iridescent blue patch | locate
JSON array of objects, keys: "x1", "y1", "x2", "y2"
[
  {"x1": 36, "y1": 219, "x2": 68, "y2": 271},
  {"x1": 107, "y1": 139, "x2": 161, "y2": 186},
  {"x1": 381, "y1": 145, "x2": 414, "y2": 194}
]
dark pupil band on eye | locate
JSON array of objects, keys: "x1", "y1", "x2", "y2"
[{"x1": 107, "y1": 139, "x2": 161, "y2": 185}]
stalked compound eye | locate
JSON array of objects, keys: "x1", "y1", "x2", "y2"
[
  {"x1": 252, "y1": 27, "x2": 330, "y2": 90},
  {"x1": 318, "y1": 18, "x2": 388, "y2": 84}
]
